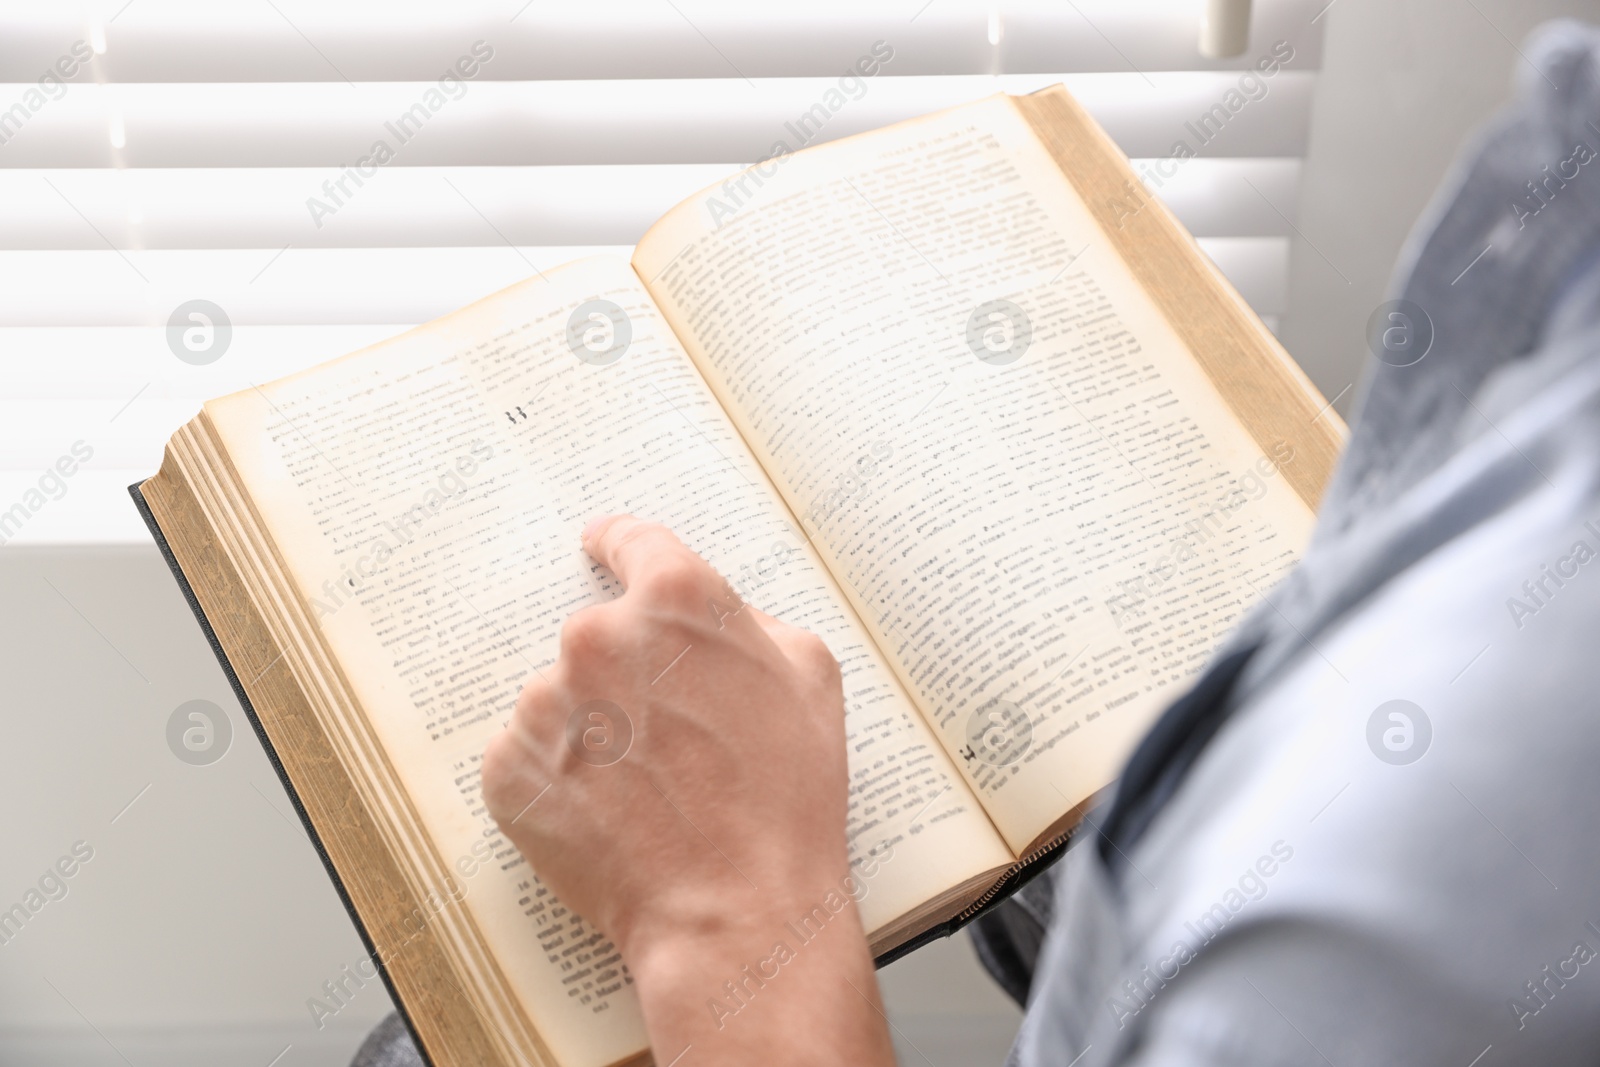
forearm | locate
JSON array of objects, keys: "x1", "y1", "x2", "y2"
[{"x1": 625, "y1": 892, "x2": 896, "y2": 1065}]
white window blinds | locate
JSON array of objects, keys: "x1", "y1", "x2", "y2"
[{"x1": 0, "y1": 0, "x2": 1324, "y2": 543}]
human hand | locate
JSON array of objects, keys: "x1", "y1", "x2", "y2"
[{"x1": 481, "y1": 515, "x2": 894, "y2": 1064}]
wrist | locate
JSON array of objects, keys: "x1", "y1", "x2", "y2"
[
  {"x1": 614, "y1": 850, "x2": 857, "y2": 971},
  {"x1": 621, "y1": 885, "x2": 831, "y2": 990},
  {"x1": 623, "y1": 889, "x2": 888, "y2": 1065}
]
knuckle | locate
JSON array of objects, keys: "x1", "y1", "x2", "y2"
[
  {"x1": 510, "y1": 678, "x2": 559, "y2": 745},
  {"x1": 610, "y1": 518, "x2": 670, "y2": 559},
  {"x1": 511, "y1": 687, "x2": 541, "y2": 732},
  {"x1": 639, "y1": 554, "x2": 710, "y2": 606},
  {"x1": 800, "y1": 632, "x2": 840, "y2": 680},
  {"x1": 558, "y1": 606, "x2": 612, "y2": 661},
  {"x1": 480, "y1": 734, "x2": 522, "y2": 821}
]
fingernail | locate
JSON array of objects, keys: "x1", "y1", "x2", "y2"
[{"x1": 581, "y1": 515, "x2": 611, "y2": 543}]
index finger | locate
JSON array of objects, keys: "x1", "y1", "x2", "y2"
[{"x1": 581, "y1": 514, "x2": 708, "y2": 592}]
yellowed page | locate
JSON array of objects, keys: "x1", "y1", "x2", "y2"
[
  {"x1": 634, "y1": 96, "x2": 1316, "y2": 853},
  {"x1": 205, "y1": 256, "x2": 1011, "y2": 1067}
]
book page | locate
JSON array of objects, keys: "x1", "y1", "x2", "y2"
[
  {"x1": 205, "y1": 257, "x2": 1012, "y2": 1067},
  {"x1": 634, "y1": 95, "x2": 1317, "y2": 853}
]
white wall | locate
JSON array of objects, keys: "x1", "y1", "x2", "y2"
[
  {"x1": 1282, "y1": 0, "x2": 1600, "y2": 411},
  {"x1": 0, "y1": 546, "x2": 388, "y2": 1064}
]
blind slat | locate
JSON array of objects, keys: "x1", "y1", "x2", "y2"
[
  {"x1": 0, "y1": 158, "x2": 1301, "y2": 249},
  {"x1": 0, "y1": 0, "x2": 1324, "y2": 82},
  {"x1": 0, "y1": 73, "x2": 1314, "y2": 167},
  {"x1": 0, "y1": 238, "x2": 1286, "y2": 329},
  {"x1": 0, "y1": 324, "x2": 410, "y2": 399}
]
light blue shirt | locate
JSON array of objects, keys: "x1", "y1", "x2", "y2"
[{"x1": 1010, "y1": 18, "x2": 1600, "y2": 1066}]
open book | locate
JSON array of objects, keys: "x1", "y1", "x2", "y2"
[{"x1": 134, "y1": 86, "x2": 1340, "y2": 1067}]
